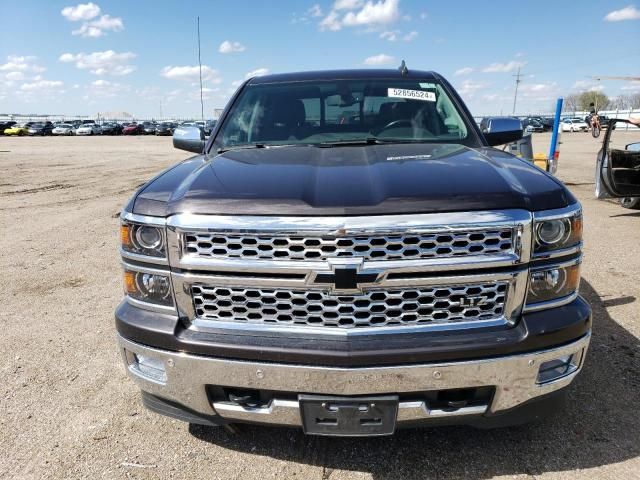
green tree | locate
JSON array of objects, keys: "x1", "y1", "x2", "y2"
[{"x1": 578, "y1": 91, "x2": 609, "y2": 111}]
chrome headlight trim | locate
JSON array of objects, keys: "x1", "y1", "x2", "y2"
[
  {"x1": 120, "y1": 212, "x2": 168, "y2": 264},
  {"x1": 524, "y1": 256, "x2": 582, "y2": 312},
  {"x1": 532, "y1": 204, "x2": 582, "y2": 258},
  {"x1": 121, "y1": 260, "x2": 176, "y2": 314}
]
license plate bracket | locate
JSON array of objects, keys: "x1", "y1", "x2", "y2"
[{"x1": 299, "y1": 394, "x2": 399, "y2": 436}]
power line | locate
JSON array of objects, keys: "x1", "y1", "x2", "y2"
[{"x1": 512, "y1": 67, "x2": 522, "y2": 115}]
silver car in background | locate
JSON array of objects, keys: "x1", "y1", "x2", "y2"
[
  {"x1": 75, "y1": 123, "x2": 102, "y2": 136},
  {"x1": 52, "y1": 123, "x2": 75, "y2": 136}
]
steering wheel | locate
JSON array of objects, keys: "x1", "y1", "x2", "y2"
[{"x1": 374, "y1": 119, "x2": 413, "y2": 135}]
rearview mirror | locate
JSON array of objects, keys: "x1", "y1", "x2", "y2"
[
  {"x1": 173, "y1": 126, "x2": 205, "y2": 153},
  {"x1": 481, "y1": 117, "x2": 523, "y2": 147}
]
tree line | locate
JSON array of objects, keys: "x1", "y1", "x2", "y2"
[{"x1": 562, "y1": 91, "x2": 640, "y2": 112}]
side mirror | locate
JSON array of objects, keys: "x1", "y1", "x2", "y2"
[
  {"x1": 173, "y1": 126, "x2": 205, "y2": 153},
  {"x1": 481, "y1": 117, "x2": 523, "y2": 146}
]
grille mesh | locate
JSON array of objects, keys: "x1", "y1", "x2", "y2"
[
  {"x1": 183, "y1": 229, "x2": 515, "y2": 262},
  {"x1": 192, "y1": 283, "x2": 508, "y2": 329}
]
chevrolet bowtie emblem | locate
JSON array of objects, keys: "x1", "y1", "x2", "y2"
[
  {"x1": 310, "y1": 260, "x2": 381, "y2": 292},
  {"x1": 314, "y1": 268, "x2": 379, "y2": 290}
]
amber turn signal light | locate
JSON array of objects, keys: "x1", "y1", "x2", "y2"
[
  {"x1": 123, "y1": 270, "x2": 137, "y2": 295},
  {"x1": 120, "y1": 224, "x2": 132, "y2": 248}
]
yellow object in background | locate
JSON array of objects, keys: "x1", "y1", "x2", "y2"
[{"x1": 533, "y1": 153, "x2": 549, "y2": 171}]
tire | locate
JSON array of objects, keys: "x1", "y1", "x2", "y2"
[
  {"x1": 592, "y1": 126, "x2": 601, "y2": 138},
  {"x1": 620, "y1": 197, "x2": 640, "y2": 210},
  {"x1": 18, "y1": 131, "x2": 24, "y2": 136}
]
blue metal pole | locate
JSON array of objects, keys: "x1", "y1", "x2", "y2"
[{"x1": 548, "y1": 98, "x2": 563, "y2": 162}]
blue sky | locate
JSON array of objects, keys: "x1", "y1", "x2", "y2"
[{"x1": 1, "y1": 0, "x2": 639, "y2": 118}]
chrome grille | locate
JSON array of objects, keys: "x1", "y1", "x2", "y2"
[
  {"x1": 191, "y1": 282, "x2": 508, "y2": 329},
  {"x1": 182, "y1": 229, "x2": 515, "y2": 262}
]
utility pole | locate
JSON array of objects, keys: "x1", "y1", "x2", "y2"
[
  {"x1": 512, "y1": 67, "x2": 522, "y2": 115},
  {"x1": 159, "y1": 99, "x2": 163, "y2": 119},
  {"x1": 197, "y1": 16, "x2": 204, "y2": 122}
]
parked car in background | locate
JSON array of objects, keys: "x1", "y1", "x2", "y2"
[
  {"x1": 154, "y1": 122, "x2": 175, "y2": 136},
  {"x1": 0, "y1": 121, "x2": 17, "y2": 134},
  {"x1": 52, "y1": 123, "x2": 75, "y2": 136},
  {"x1": 193, "y1": 120, "x2": 217, "y2": 136},
  {"x1": 28, "y1": 122, "x2": 55, "y2": 136},
  {"x1": 75, "y1": 123, "x2": 102, "y2": 135},
  {"x1": 142, "y1": 122, "x2": 158, "y2": 135},
  {"x1": 100, "y1": 123, "x2": 123, "y2": 135},
  {"x1": 561, "y1": 118, "x2": 588, "y2": 132},
  {"x1": 4, "y1": 122, "x2": 33, "y2": 136},
  {"x1": 522, "y1": 118, "x2": 544, "y2": 133},
  {"x1": 122, "y1": 123, "x2": 144, "y2": 135}
]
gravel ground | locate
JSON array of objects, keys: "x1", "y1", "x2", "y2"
[{"x1": 1, "y1": 132, "x2": 638, "y2": 480}]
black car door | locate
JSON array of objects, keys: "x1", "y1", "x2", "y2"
[{"x1": 596, "y1": 119, "x2": 640, "y2": 198}]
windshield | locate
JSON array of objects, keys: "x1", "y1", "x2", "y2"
[{"x1": 216, "y1": 78, "x2": 471, "y2": 150}]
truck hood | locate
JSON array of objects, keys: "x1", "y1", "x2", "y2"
[{"x1": 132, "y1": 143, "x2": 575, "y2": 216}]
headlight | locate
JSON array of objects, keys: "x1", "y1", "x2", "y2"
[
  {"x1": 526, "y1": 262, "x2": 580, "y2": 308},
  {"x1": 121, "y1": 221, "x2": 166, "y2": 258},
  {"x1": 124, "y1": 269, "x2": 173, "y2": 306},
  {"x1": 533, "y1": 208, "x2": 582, "y2": 255}
]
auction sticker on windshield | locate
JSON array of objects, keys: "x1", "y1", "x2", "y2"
[{"x1": 388, "y1": 88, "x2": 436, "y2": 102}]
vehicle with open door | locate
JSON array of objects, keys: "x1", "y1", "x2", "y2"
[{"x1": 595, "y1": 119, "x2": 640, "y2": 209}]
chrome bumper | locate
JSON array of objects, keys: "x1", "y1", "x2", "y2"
[{"x1": 118, "y1": 333, "x2": 590, "y2": 426}]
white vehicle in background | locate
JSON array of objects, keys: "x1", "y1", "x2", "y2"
[
  {"x1": 561, "y1": 118, "x2": 588, "y2": 132},
  {"x1": 75, "y1": 123, "x2": 102, "y2": 136},
  {"x1": 52, "y1": 123, "x2": 75, "y2": 136}
]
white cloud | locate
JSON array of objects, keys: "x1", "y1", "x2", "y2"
[
  {"x1": 571, "y1": 80, "x2": 605, "y2": 92},
  {"x1": 604, "y1": 5, "x2": 640, "y2": 21},
  {"x1": 363, "y1": 53, "x2": 395, "y2": 65},
  {"x1": 219, "y1": 40, "x2": 246, "y2": 54},
  {"x1": 245, "y1": 68, "x2": 269, "y2": 78},
  {"x1": 334, "y1": 0, "x2": 363, "y2": 9},
  {"x1": 482, "y1": 60, "x2": 526, "y2": 73},
  {"x1": 456, "y1": 79, "x2": 489, "y2": 96},
  {"x1": 419, "y1": 12, "x2": 428, "y2": 20},
  {"x1": 621, "y1": 81, "x2": 640, "y2": 92},
  {"x1": 20, "y1": 79, "x2": 64, "y2": 93},
  {"x1": 6, "y1": 71, "x2": 24, "y2": 81},
  {"x1": 380, "y1": 30, "x2": 398, "y2": 41},
  {"x1": 403, "y1": 31, "x2": 417, "y2": 41},
  {"x1": 308, "y1": 4, "x2": 323, "y2": 17},
  {"x1": 72, "y1": 14, "x2": 124, "y2": 37},
  {"x1": 518, "y1": 82, "x2": 559, "y2": 100},
  {"x1": 343, "y1": 0, "x2": 400, "y2": 27},
  {"x1": 319, "y1": 10, "x2": 342, "y2": 30},
  {"x1": 0, "y1": 55, "x2": 46, "y2": 73},
  {"x1": 61, "y1": 2, "x2": 100, "y2": 21},
  {"x1": 62, "y1": 3, "x2": 123, "y2": 37},
  {"x1": 320, "y1": 0, "x2": 400, "y2": 31},
  {"x1": 161, "y1": 65, "x2": 223, "y2": 84},
  {"x1": 454, "y1": 67, "x2": 474, "y2": 76},
  {"x1": 87, "y1": 79, "x2": 130, "y2": 97},
  {"x1": 59, "y1": 50, "x2": 136, "y2": 76}
]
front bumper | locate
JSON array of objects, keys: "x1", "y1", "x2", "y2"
[{"x1": 118, "y1": 332, "x2": 590, "y2": 430}]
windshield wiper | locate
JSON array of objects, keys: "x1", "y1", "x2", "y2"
[
  {"x1": 217, "y1": 143, "x2": 309, "y2": 154},
  {"x1": 217, "y1": 143, "x2": 267, "y2": 154},
  {"x1": 313, "y1": 138, "x2": 431, "y2": 147}
]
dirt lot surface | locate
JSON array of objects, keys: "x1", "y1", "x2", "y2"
[{"x1": 1, "y1": 132, "x2": 638, "y2": 479}]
